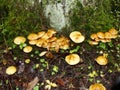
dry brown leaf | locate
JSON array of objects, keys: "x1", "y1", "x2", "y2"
[{"x1": 26, "y1": 76, "x2": 39, "y2": 90}]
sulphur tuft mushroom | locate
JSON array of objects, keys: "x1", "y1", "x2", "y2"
[
  {"x1": 89, "y1": 41, "x2": 98, "y2": 45},
  {"x1": 104, "y1": 32, "x2": 112, "y2": 39},
  {"x1": 95, "y1": 55, "x2": 108, "y2": 65},
  {"x1": 89, "y1": 83, "x2": 106, "y2": 90},
  {"x1": 90, "y1": 33, "x2": 98, "y2": 40},
  {"x1": 69, "y1": 31, "x2": 85, "y2": 43},
  {"x1": 97, "y1": 32, "x2": 105, "y2": 39},
  {"x1": 23, "y1": 46, "x2": 32, "y2": 53},
  {"x1": 6, "y1": 66, "x2": 17, "y2": 75},
  {"x1": 14, "y1": 36, "x2": 26, "y2": 45},
  {"x1": 109, "y1": 28, "x2": 118, "y2": 35},
  {"x1": 65, "y1": 54, "x2": 82, "y2": 65},
  {"x1": 27, "y1": 33, "x2": 38, "y2": 40},
  {"x1": 37, "y1": 31, "x2": 46, "y2": 38},
  {"x1": 29, "y1": 40, "x2": 38, "y2": 45}
]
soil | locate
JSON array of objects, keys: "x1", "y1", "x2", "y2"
[{"x1": 0, "y1": 41, "x2": 120, "y2": 90}]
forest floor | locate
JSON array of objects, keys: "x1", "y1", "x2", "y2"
[{"x1": 0, "y1": 40, "x2": 120, "y2": 90}]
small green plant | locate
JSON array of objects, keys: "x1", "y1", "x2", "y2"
[
  {"x1": 51, "y1": 65, "x2": 59, "y2": 75},
  {"x1": 69, "y1": 45, "x2": 80, "y2": 53}
]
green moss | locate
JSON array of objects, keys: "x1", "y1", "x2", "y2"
[
  {"x1": 0, "y1": 0, "x2": 48, "y2": 47},
  {"x1": 70, "y1": 0, "x2": 118, "y2": 37}
]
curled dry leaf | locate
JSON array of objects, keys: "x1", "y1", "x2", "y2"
[
  {"x1": 39, "y1": 51, "x2": 47, "y2": 57},
  {"x1": 26, "y1": 76, "x2": 39, "y2": 90}
]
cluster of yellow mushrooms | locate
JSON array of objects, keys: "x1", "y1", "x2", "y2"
[
  {"x1": 89, "y1": 28, "x2": 118, "y2": 45},
  {"x1": 6, "y1": 29, "x2": 116, "y2": 89},
  {"x1": 14, "y1": 29, "x2": 70, "y2": 53}
]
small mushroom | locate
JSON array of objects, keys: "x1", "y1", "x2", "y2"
[
  {"x1": 47, "y1": 37, "x2": 57, "y2": 43},
  {"x1": 97, "y1": 32, "x2": 105, "y2": 39},
  {"x1": 41, "y1": 33, "x2": 50, "y2": 40},
  {"x1": 109, "y1": 28, "x2": 118, "y2": 35},
  {"x1": 47, "y1": 29, "x2": 56, "y2": 35},
  {"x1": 111, "y1": 34, "x2": 118, "y2": 39},
  {"x1": 23, "y1": 46, "x2": 32, "y2": 53},
  {"x1": 37, "y1": 31, "x2": 46, "y2": 38},
  {"x1": 27, "y1": 33, "x2": 38, "y2": 40},
  {"x1": 14, "y1": 36, "x2": 26, "y2": 45},
  {"x1": 6, "y1": 66, "x2": 17, "y2": 75},
  {"x1": 89, "y1": 41, "x2": 98, "y2": 45},
  {"x1": 29, "y1": 40, "x2": 38, "y2": 45},
  {"x1": 65, "y1": 54, "x2": 82, "y2": 65},
  {"x1": 60, "y1": 44, "x2": 69, "y2": 50},
  {"x1": 70, "y1": 31, "x2": 85, "y2": 43},
  {"x1": 101, "y1": 39, "x2": 111, "y2": 43},
  {"x1": 90, "y1": 33, "x2": 98, "y2": 40},
  {"x1": 36, "y1": 38, "x2": 45, "y2": 47},
  {"x1": 104, "y1": 32, "x2": 112, "y2": 39},
  {"x1": 89, "y1": 83, "x2": 106, "y2": 90},
  {"x1": 95, "y1": 55, "x2": 108, "y2": 65}
]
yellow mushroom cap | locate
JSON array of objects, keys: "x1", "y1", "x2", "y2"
[
  {"x1": 101, "y1": 39, "x2": 111, "y2": 43},
  {"x1": 23, "y1": 46, "x2": 32, "y2": 53},
  {"x1": 41, "y1": 33, "x2": 50, "y2": 40},
  {"x1": 6, "y1": 66, "x2": 17, "y2": 75},
  {"x1": 14, "y1": 36, "x2": 26, "y2": 45},
  {"x1": 47, "y1": 37, "x2": 57, "y2": 43},
  {"x1": 89, "y1": 41, "x2": 98, "y2": 45},
  {"x1": 95, "y1": 56, "x2": 108, "y2": 65},
  {"x1": 65, "y1": 54, "x2": 81, "y2": 65},
  {"x1": 27, "y1": 33, "x2": 38, "y2": 40},
  {"x1": 47, "y1": 29, "x2": 57, "y2": 35},
  {"x1": 70, "y1": 31, "x2": 85, "y2": 43},
  {"x1": 60, "y1": 44, "x2": 69, "y2": 50},
  {"x1": 36, "y1": 38, "x2": 45, "y2": 47},
  {"x1": 89, "y1": 83, "x2": 106, "y2": 90},
  {"x1": 109, "y1": 28, "x2": 118, "y2": 35},
  {"x1": 104, "y1": 32, "x2": 112, "y2": 39},
  {"x1": 37, "y1": 31, "x2": 46, "y2": 38},
  {"x1": 29, "y1": 40, "x2": 38, "y2": 45},
  {"x1": 97, "y1": 32, "x2": 105, "y2": 39},
  {"x1": 90, "y1": 34, "x2": 98, "y2": 40}
]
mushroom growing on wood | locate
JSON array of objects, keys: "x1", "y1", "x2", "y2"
[
  {"x1": 23, "y1": 46, "x2": 32, "y2": 53},
  {"x1": 89, "y1": 83, "x2": 106, "y2": 90},
  {"x1": 65, "y1": 54, "x2": 82, "y2": 65},
  {"x1": 14, "y1": 36, "x2": 26, "y2": 45},
  {"x1": 6, "y1": 66, "x2": 17, "y2": 75},
  {"x1": 95, "y1": 55, "x2": 108, "y2": 65},
  {"x1": 69, "y1": 31, "x2": 85, "y2": 43}
]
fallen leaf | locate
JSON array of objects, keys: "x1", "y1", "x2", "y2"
[
  {"x1": 26, "y1": 76, "x2": 39, "y2": 90},
  {"x1": 56, "y1": 78, "x2": 65, "y2": 87}
]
